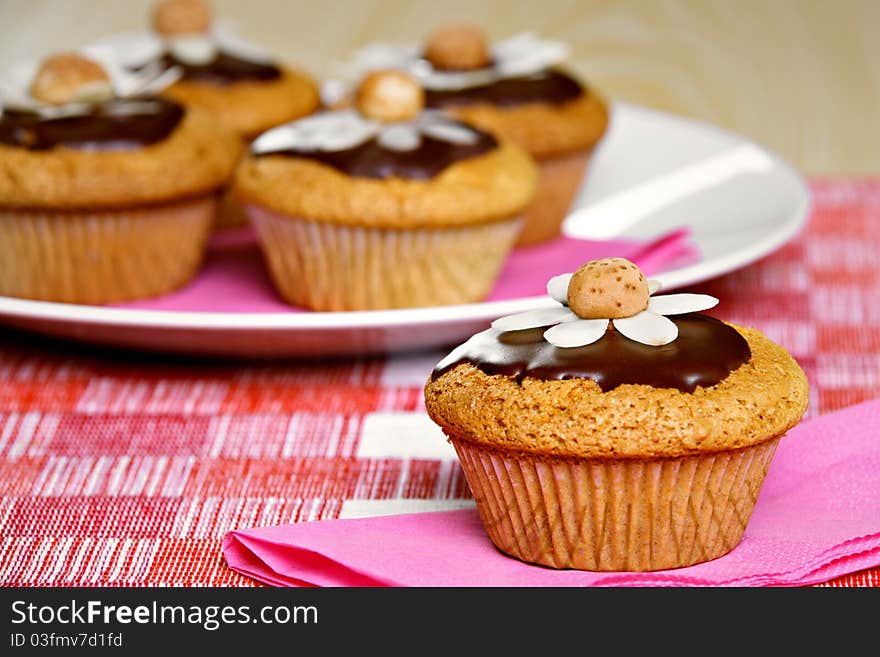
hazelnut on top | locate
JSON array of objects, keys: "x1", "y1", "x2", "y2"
[
  {"x1": 29, "y1": 53, "x2": 113, "y2": 105},
  {"x1": 424, "y1": 23, "x2": 491, "y2": 70},
  {"x1": 151, "y1": 0, "x2": 213, "y2": 37},
  {"x1": 567, "y1": 257, "x2": 650, "y2": 320},
  {"x1": 355, "y1": 70, "x2": 425, "y2": 123},
  {"x1": 492, "y1": 258, "x2": 720, "y2": 348}
]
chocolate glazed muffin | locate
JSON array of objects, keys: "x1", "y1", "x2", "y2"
[
  {"x1": 146, "y1": 0, "x2": 319, "y2": 141},
  {"x1": 346, "y1": 24, "x2": 609, "y2": 246},
  {"x1": 425, "y1": 258, "x2": 809, "y2": 571},
  {"x1": 119, "y1": 0, "x2": 321, "y2": 229},
  {"x1": 0, "y1": 52, "x2": 241, "y2": 304},
  {"x1": 235, "y1": 70, "x2": 537, "y2": 311}
]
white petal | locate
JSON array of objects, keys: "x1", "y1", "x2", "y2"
[
  {"x1": 413, "y1": 113, "x2": 486, "y2": 148},
  {"x1": 27, "y1": 103, "x2": 92, "y2": 119},
  {"x1": 167, "y1": 36, "x2": 217, "y2": 65},
  {"x1": 315, "y1": 115, "x2": 377, "y2": 150},
  {"x1": 491, "y1": 32, "x2": 537, "y2": 59},
  {"x1": 544, "y1": 319, "x2": 609, "y2": 348},
  {"x1": 377, "y1": 124, "x2": 421, "y2": 151},
  {"x1": 492, "y1": 32, "x2": 568, "y2": 78},
  {"x1": 613, "y1": 311, "x2": 678, "y2": 346},
  {"x1": 546, "y1": 273, "x2": 573, "y2": 304},
  {"x1": 85, "y1": 44, "x2": 180, "y2": 98},
  {"x1": 250, "y1": 111, "x2": 375, "y2": 154},
  {"x1": 251, "y1": 125, "x2": 304, "y2": 153},
  {"x1": 419, "y1": 119, "x2": 478, "y2": 145},
  {"x1": 648, "y1": 294, "x2": 718, "y2": 316},
  {"x1": 213, "y1": 19, "x2": 275, "y2": 64},
  {"x1": 313, "y1": 110, "x2": 370, "y2": 134},
  {"x1": 69, "y1": 80, "x2": 114, "y2": 103},
  {"x1": 129, "y1": 64, "x2": 182, "y2": 96},
  {"x1": 319, "y1": 78, "x2": 350, "y2": 107},
  {"x1": 648, "y1": 279, "x2": 662, "y2": 295},
  {"x1": 83, "y1": 32, "x2": 163, "y2": 68},
  {"x1": 491, "y1": 306, "x2": 577, "y2": 332},
  {"x1": 311, "y1": 132, "x2": 357, "y2": 151},
  {"x1": 419, "y1": 67, "x2": 496, "y2": 91}
]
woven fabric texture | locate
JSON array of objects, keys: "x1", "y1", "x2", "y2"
[{"x1": 0, "y1": 179, "x2": 878, "y2": 587}]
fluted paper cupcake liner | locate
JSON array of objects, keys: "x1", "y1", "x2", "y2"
[
  {"x1": 515, "y1": 150, "x2": 591, "y2": 246},
  {"x1": 246, "y1": 205, "x2": 524, "y2": 311},
  {"x1": 451, "y1": 436, "x2": 780, "y2": 571},
  {"x1": 0, "y1": 197, "x2": 215, "y2": 304}
]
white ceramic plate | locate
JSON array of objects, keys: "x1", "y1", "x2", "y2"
[{"x1": 0, "y1": 102, "x2": 809, "y2": 357}]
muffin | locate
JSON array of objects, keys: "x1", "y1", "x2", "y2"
[
  {"x1": 339, "y1": 24, "x2": 609, "y2": 246},
  {"x1": 93, "y1": 0, "x2": 321, "y2": 228},
  {"x1": 234, "y1": 70, "x2": 537, "y2": 311},
  {"x1": 143, "y1": 0, "x2": 320, "y2": 140},
  {"x1": 425, "y1": 258, "x2": 809, "y2": 571},
  {"x1": 0, "y1": 51, "x2": 242, "y2": 304}
]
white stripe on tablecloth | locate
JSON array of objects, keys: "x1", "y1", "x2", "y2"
[
  {"x1": 7, "y1": 411, "x2": 41, "y2": 459},
  {"x1": 339, "y1": 498, "x2": 475, "y2": 519},
  {"x1": 811, "y1": 286, "x2": 880, "y2": 325},
  {"x1": 357, "y1": 412, "x2": 455, "y2": 459},
  {"x1": 0, "y1": 413, "x2": 19, "y2": 454},
  {"x1": 818, "y1": 354, "x2": 880, "y2": 388}
]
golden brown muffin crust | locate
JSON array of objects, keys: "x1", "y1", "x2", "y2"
[
  {"x1": 448, "y1": 91, "x2": 610, "y2": 160},
  {"x1": 0, "y1": 106, "x2": 243, "y2": 210},
  {"x1": 234, "y1": 138, "x2": 538, "y2": 229},
  {"x1": 162, "y1": 66, "x2": 320, "y2": 140},
  {"x1": 425, "y1": 323, "x2": 809, "y2": 459}
]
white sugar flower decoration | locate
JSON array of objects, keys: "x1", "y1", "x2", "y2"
[
  {"x1": 492, "y1": 258, "x2": 719, "y2": 347},
  {"x1": 253, "y1": 70, "x2": 480, "y2": 155},
  {"x1": 85, "y1": 0, "x2": 275, "y2": 71},
  {"x1": 0, "y1": 48, "x2": 180, "y2": 118},
  {"x1": 252, "y1": 107, "x2": 478, "y2": 155},
  {"x1": 169, "y1": 19, "x2": 277, "y2": 66},
  {"x1": 323, "y1": 25, "x2": 568, "y2": 104}
]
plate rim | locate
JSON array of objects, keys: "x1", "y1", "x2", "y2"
[{"x1": 0, "y1": 102, "x2": 810, "y2": 334}]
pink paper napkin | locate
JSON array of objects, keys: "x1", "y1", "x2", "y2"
[
  {"x1": 116, "y1": 227, "x2": 697, "y2": 313},
  {"x1": 222, "y1": 397, "x2": 880, "y2": 587}
]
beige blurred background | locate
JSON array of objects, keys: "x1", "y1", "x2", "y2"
[{"x1": 1, "y1": 0, "x2": 877, "y2": 175}]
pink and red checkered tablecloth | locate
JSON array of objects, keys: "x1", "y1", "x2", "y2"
[{"x1": 1, "y1": 179, "x2": 878, "y2": 587}]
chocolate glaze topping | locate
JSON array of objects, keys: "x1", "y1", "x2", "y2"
[
  {"x1": 159, "y1": 51, "x2": 281, "y2": 85},
  {"x1": 424, "y1": 68, "x2": 584, "y2": 109},
  {"x1": 0, "y1": 98, "x2": 184, "y2": 151},
  {"x1": 261, "y1": 129, "x2": 498, "y2": 180},
  {"x1": 432, "y1": 313, "x2": 751, "y2": 393}
]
